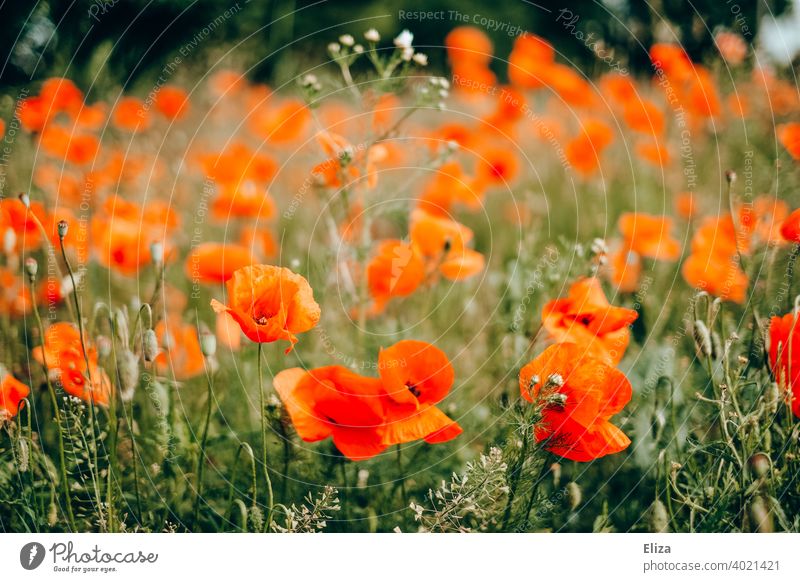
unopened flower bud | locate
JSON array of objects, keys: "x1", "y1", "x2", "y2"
[
  {"x1": 725, "y1": 170, "x2": 737, "y2": 184},
  {"x1": 24, "y1": 257, "x2": 38, "y2": 280},
  {"x1": 647, "y1": 499, "x2": 670, "y2": 532},
  {"x1": 200, "y1": 329, "x2": 217, "y2": 357},
  {"x1": 546, "y1": 373, "x2": 564, "y2": 388},
  {"x1": 18, "y1": 192, "x2": 30, "y2": 208},
  {"x1": 566, "y1": 482, "x2": 582, "y2": 511},
  {"x1": 150, "y1": 241, "x2": 164, "y2": 266},
  {"x1": 692, "y1": 320, "x2": 712, "y2": 357},
  {"x1": 57, "y1": 220, "x2": 69, "y2": 239},
  {"x1": 550, "y1": 462, "x2": 561, "y2": 488},
  {"x1": 339, "y1": 34, "x2": 354, "y2": 47},
  {"x1": 142, "y1": 329, "x2": 159, "y2": 362},
  {"x1": 748, "y1": 496, "x2": 773, "y2": 533},
  {"x1": 117, "y1": 349, "x2": 140, "y2": 402},
  {"x1": 749, "y1": 453, "x2": 770, "y2": 478},
  {"x1": 412, "y1": 52, "x2": 428, "y2": 66},
  {"x1": 364, "y1": 28, "x2": 380, "y2": 42}
]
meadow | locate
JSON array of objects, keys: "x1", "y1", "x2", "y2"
[{"x1": 1, "y1": 23, "x2": 800, "y2": 533}]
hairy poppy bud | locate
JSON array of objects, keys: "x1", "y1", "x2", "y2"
[
  {"x1": 200, "y1": 329, "x2": 217, "y2": 357},
  {"x1": 117, "y1": 349, "x2": 140, "y2": 402},
  {"x1": 692, "y1": 320, "x2": 712, "y2": 357},
  {"x1": 18, "y1": 192, "x2": 30, "y2": 208},
  {"x1": 748, "y1": 496, "x2": 773, "y2": 533},
  {"x1": 142, "y1": 329, "x2": 159, "y2": 362},
  {"x1": 647, "y1": 499, "x2": 669, "y2": 532},
  {"x1": 725, "y1": 169, "x2": 737, "y2": 184},
  {"x1": 24, "y1": 257, "x2": 38, "y2": 280},
  {"x1": 566, "y1": 481, "x2": 581, "y2": 511},
  {"x1": 749, "y1": 453, "x2": 770, "y2": 478},
  {"x1": 551, "y1": 462, "x2": 562, "y2": 488},
  {"x1": 150, "y1": 241, "x2": 164, "y2": 266}
]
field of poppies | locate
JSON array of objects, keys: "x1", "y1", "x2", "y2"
[{"x1": 1, "y1": 19, "x2": 800, "y2": 534}]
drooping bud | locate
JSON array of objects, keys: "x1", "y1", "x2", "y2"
[
  {"x1": 18, "y1": 192, "x2": 30, "y2": 208},
  {"x1": 150, "y1": 241, "x2": 164, "y2": 266},
  {"x1": 748, "y1": 496, "x2": 773, "y2": 533}
]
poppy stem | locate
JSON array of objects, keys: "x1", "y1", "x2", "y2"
[
  {"x1": 257, "y1": 343, "x2": 274, "y2": 531},
  {"x1": 27, "y1": 276, "x2": 77, "y2": 531},
  {"x1": 193, "y1": 368, "x2": 215, "y2": 531},
  {"x1": 396, "y1": 444, "x2": 407, "y2": 502}
]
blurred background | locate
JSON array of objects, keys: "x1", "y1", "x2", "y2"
[{"x1": 0, "y1": 0, "x2": 796, "y2": 99}]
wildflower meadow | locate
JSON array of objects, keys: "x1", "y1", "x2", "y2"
[{"x1": 2, "y1": 1, "x2": 800, "y2": 542}]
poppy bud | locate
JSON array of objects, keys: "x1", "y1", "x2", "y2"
[
  {"x1": 57, "y1": 220, "x2": 69, "y2": 240},
  {"x1": 725, "y1": 170, "x2": 737, "y2": 184},
  {"x1": 546, "y1": 373, "x2": 564, "y2": 388},
  {"x1": 748, "y1": 496, "x2": 773, "y2": 533},
  {"x1": 766, "y1": 382, "x2": 780, "y2": 415},
  {"x1": 18, "y1": 192, "x2": 30, "y2": 208},
  {"x1": 710, "y1": 331, "x2": 722, "y2": 360},
  {"x1": 357, "y1": 469, "x2": 369, "y2": 488},
  {"x1": 150, "y1": 241, "x2": 164, "y2": 266},
  {"x1": 692, "y1": 320, "x2": 712, "y2": 357},
  {"x1": 550, "y1": 462, "x2": 561, "y2": 488},
  {"x1": 24, "y1": 257, "x2": 38, "y2": 280},
  {"x1": 96, "y1": 335, "x2": 112, "y2": 358},
  {"x1": 142, "y1": 329, "x2": 159, "y2": 362},
  {"x1": 749, "y1": 453, "x2": 770, "y2": 478},
  {"x1": 117, "y1": 349, "x2": 140, "y2": 402},
  {"x1": 200, "y1": 329, "x2": 217, "y2": 357},
  {"x1": 566, "y1": 481, "x2": 581, "y2": 511},
  {"x1": 647, "y1": 499, "x2": 670, "y2": 532}
]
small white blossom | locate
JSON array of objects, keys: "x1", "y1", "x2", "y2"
[
  {"x1": 364, "y1": 28, "x2": 380, "y2": 42},
  {"x1": 412, "y1": 52, "x2": 428, "y2": 66},
  {"x1": 339, "y1": 34, "x2": 354, "y2": 47},
  {"x1": 394, "y1": 29, "x2": 414, "y2": 49}
]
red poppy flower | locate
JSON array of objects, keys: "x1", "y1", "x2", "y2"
[
  {"x1": 768, "y1": 312, "x2": 800, "y2": 418},
  {"x1": 519, "y1": 343, "x2": 631, "y2": 462},
  {"x1": 542, "y1": 278, "x2": 638, "y2": 365},
  {"x1": 210, "y1": 264, "x2": 320, "y2": 351},
  {"x1": 0, "y1": 369, "x2": 30, "y2": 419}
]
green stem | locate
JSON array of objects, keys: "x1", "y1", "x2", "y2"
[
  {"x1": 257, "y1": 343, "x2": 274, "y2": 531},
  {"x1": 193, "y1": 371, "x2": 215, "y2": 530}
]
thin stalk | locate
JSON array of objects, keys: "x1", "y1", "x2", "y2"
[
  {"x1": 28, "y1": 276, "x2": 77, "y2": 531},
  {"x1": 193, "y1": 371, "x2": 215, "y2": 530},
  {"x1": 257, "y1": 343, "x2": 274, "y2": 530}
]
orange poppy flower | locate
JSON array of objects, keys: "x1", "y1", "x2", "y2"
[
  {"x1": 473, "y1": 145, "x2": 520, "y2": 188},
  {"x1": 542, "y1": 278, "x2": 638, "y2": 365},
  {"x1": 508, "y1": 33, "x2": 555, "y2": 90},
  {"x1": 155, "y1": 86, "x2": 190, "y2": 120},
  {"x1": 249, "y1": 98, "x2": 310, "y2": 143},
  {"x1": 273, "y1": 366, "x2": 388, "y2": 461},
  {"x1": 600, "y1": 73, "x2": 638, "y2": 105},
  {"x1": 649, "y1": 43, "x2": 693, "y2": 81},
  {"x1": 211, "y1": 183, "x2": 277, "y2": 222},
  {"x1": 378, "y1": 340, "x2": 462, "y2": 445},
  {"x1": 675, "y1": 192, "x2": 697, "y2": 220},
  {"x1": 636, "y1": 140, "x2": 671, "y2": 168},
  {"x1": 768, "y1": 312, "x2": 800, "y2": 418},
  {"x1": 417, "y1": 162, "x2": 483, "y2": 214},
  {"x1": 445, "y1": 26, "x2": 493, "y2": 66},
  {"x1": 366, "y1": 240, "x2": 426, "y2": 314},
  {"x1": 451, "y1": 61, "x2": 497, "y2": 93},
  {"x1": 409, "y1": 208, "x2": 473, "y2": 260},
  {"x1": 39, "y1": 124, "x2": 99, "y2": 165},
  {"x1": 519, "y1": 343, "x2": 632, "y2": 462},
  {"x1": 0, "y1": 369, "x2": 30, "y2": 419},
  {"x1": 31, "y1": 322, "x2": 110, "y2": 406},
  {"x1": 0, "y1": 268, "x2": 33, "y2": 317},
  {"x1": 618, "y1": 213, "x2": 681, "y2": 261},
  {"x1": 1, "y1": 198, "x2": 46, "y2": 252},
  {"x1": 778, "y1": 123, "x2": 800, "y2": 161},
  {"x1": 608, "y1": 246, "x2": 641, "y2": 293},
  {"x1": 40, "y1": 78, "x2": 84, "y2": 114},
  {"x1": 739, "y1": 195, "x2": 788, "y2": 246},
  {"x1": 113, "y1": 97, "x2": 150, "y2": 132},
  {"x1": 682, "y1": 214, "x2": 748, "y2": 303},
  {"x1": 623, "y1": 99, "x2": 665, "y2": 136},
  {"x1": 185, "y1": 243, "x2": 254, "y2": 285},
  {"x1": 154, "y1": 316, "x2": 205, "y2": 380},
  {"x1": 781, "y1": 209, "x2": 800, "y2": 243},
  {"x1": 439, "y1": 248, "x2": 485, "y2": 281},
  {"x1": 210, "y1": 264, "x2": 320, "y2": 351}
]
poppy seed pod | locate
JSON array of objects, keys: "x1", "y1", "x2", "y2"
[
  {"x1": 57, "y1": 220, "x2": 69, "y2": 239},
  {"x1": 142, "y1": 329, "x2": 159, "y2": 362}
]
